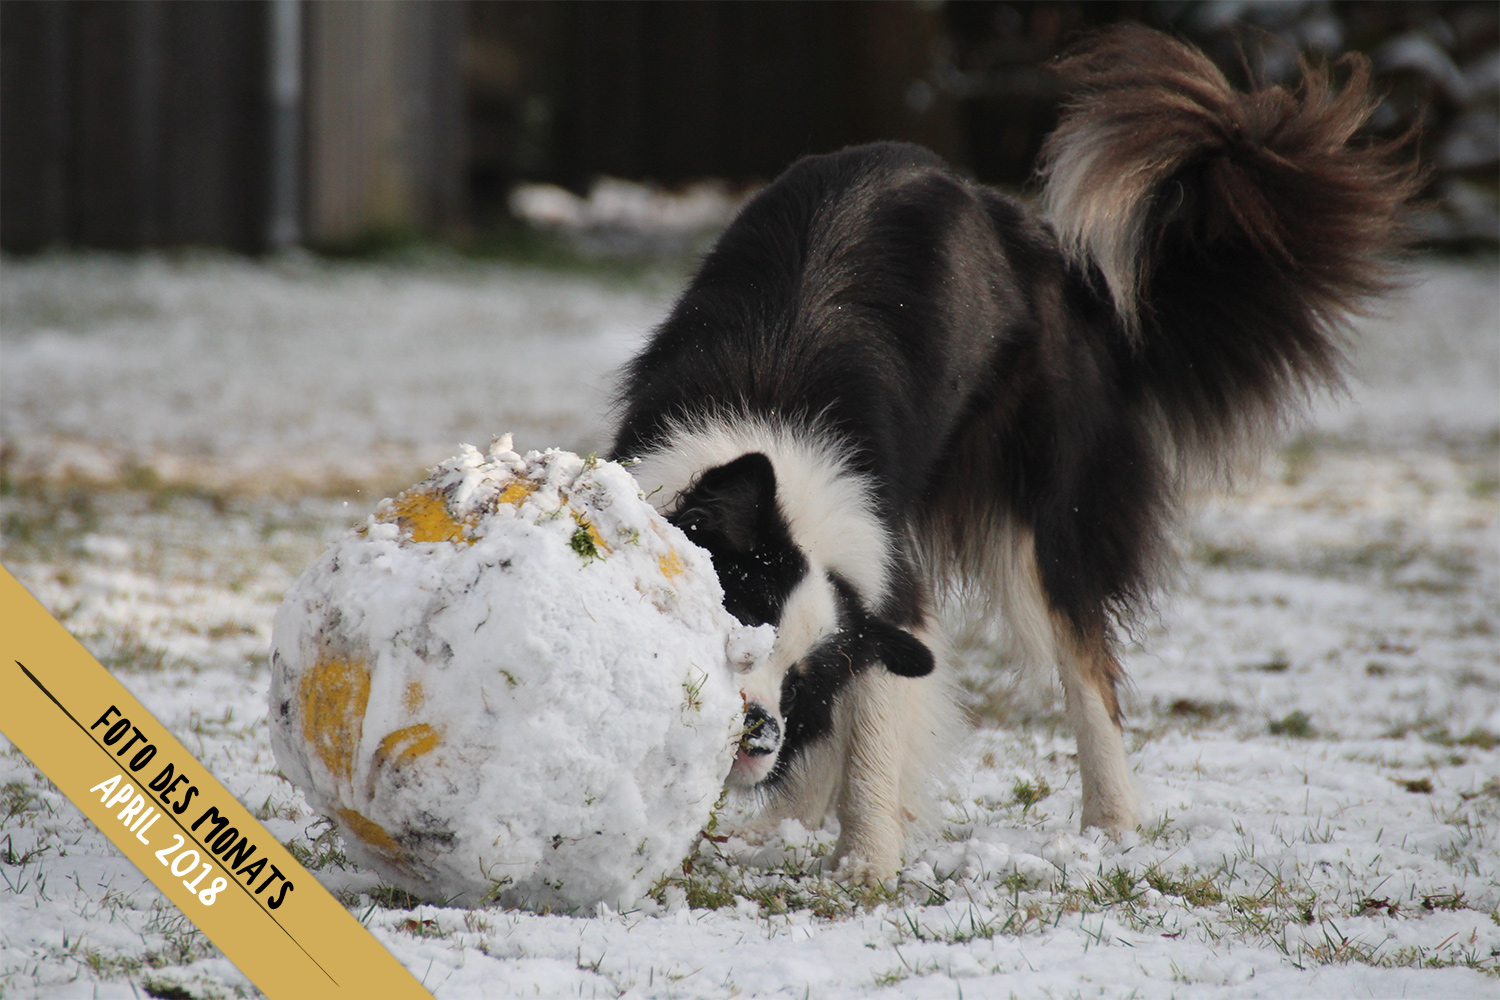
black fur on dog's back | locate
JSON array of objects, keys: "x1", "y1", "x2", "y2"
[
  {"x1": 615, "y1": 143, "x2": 1013, "y2": 517},
  {"x1": 615, "y1": 142, "x2": 1026, "y2": 629}
]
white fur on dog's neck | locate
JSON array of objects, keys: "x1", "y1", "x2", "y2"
[{"x1": 626, "y1": 415, "x2": 892, "y2": 606}]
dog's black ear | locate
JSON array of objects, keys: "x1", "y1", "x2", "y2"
[
  {"x1": 864, "y1": 619, "x2": 934, "y2": 678},
  {"x1": 672, "y1": 453, "x2": 779, "y2": 553}
]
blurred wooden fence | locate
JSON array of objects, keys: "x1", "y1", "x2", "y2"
[
  {"x1": 3, "y1": 1, "x2": 1489, "y2": 253},
  {"x1": 1, "y1": 0, "x2": 963, "y2": 253},
  {"x1": 2, "y1": 1, "x2": 275, "y2": 251},
  {"x1": 1, "y1": 0, "x2": 463, "y2": 253},
  {"x1": 464, "y1": 2, "x2": 961, "y2": 194},
  {"x1": 302, "y1": 1, "x2": 464, "y2": 247}
]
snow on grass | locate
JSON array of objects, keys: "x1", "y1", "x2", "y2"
[
  {"x1": 1, "y1": 252, "x2": 1496, "y2": 998},
  {"x1": 0, "y1": 251, "x2": 680, "y2": 492}
]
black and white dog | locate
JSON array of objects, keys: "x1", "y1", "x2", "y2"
[{"x1": 610, "y1": 26, "x2": 1413, "y2": 882}]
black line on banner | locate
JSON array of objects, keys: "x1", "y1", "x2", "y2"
[{"x1": 14, "y1": 660, "x2": 341, "y2": 988}]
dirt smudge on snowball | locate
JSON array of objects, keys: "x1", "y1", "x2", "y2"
[{"x1": 300, "y1": 655, "x2": 370, "y2": 782}]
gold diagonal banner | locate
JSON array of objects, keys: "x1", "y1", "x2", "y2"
[{"x1": 0, "y1": 565, "x2": 432, "y2": 999}]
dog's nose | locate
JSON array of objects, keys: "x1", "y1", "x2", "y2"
[{"x1": 739, "y1": 703, "x2": 781, "y2": 757}]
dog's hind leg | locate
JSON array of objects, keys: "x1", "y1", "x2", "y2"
[
  {"x1": 978, "y1": 524, "x2": 1138, "y2": 836},
  {"x1": 1054, "y1": 620, "x2": 1137, "y2": 835}
]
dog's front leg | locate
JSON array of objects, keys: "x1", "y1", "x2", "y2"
[{"x1": 831, "y1": 667, "x2": 919, "y2": 885}]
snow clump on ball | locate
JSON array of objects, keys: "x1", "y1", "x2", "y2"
[{"x1": 269, "y1": 436, "x2": 772, "y2": 910}]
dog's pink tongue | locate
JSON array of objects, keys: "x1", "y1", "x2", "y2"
[{"x1": 731, "y1": 744, "x2": 769, "y2": 774}]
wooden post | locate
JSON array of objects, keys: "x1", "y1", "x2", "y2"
[
  {"x1": 267, "y1": 0, "x2": 303, "y2": 248},
  {"x1": 302, "y1": 0, "x2": 463, "y2": 248}
]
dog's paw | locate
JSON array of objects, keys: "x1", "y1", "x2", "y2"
[
  {"x1": 1079, "y1": 800, "x2": 1139, "y2": 839},
  {"x1": 830, "y1": 832, "x2": 901, "y2": 889},
  {"x1": 1081, "y1": 820, "x2": 1137, "y2": 842},
  {"x1": 831, "y1": 853, "x2": 897, "y2": 889}
]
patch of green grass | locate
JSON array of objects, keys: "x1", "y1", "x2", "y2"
[
  {"x1": 1, "y1": 780, "x2": 39, "y2": 824},
  {"x1": 568, "y1": 524, "x2": 601, "y2": 561},
  {"x1": 756, "y1": 871, "x2": 898, "y2": 920},
  {"x1": 1193, "y1": 542, "x2": 1257, "y2": 569},
  {"x1": 1083, "y1": 867, "x2": 1146, "y2": 907},
  {"x1": 682, "y1": 671, "x2": 707, "y2": 714},
  {"x1": 1459, "y1": 777, "x2": 1500, "y2": 807},
  {"x1": 650, "y1": 815, "x2": 896, "y2": 921},
  {"x1": 892, "y1": 903, "x2": 1003, "y2": 944},
  {"x1": 1421, "y1": 888, "x2": 1469, "y2": 912},
  {"x1": 1285, "y1": 904, "x2": 1500, "y2": 976},
  {"x1": 1138, "y1": 812, "x2": 1176, "y2": 846},
  {"x1": 1299, "y1": 922, "x2": 1384, "y2": 966},
  {"x1": 140, "y1": 900, "x2": 214, "y2": 969},
  {"x1": 1162, "y1": 698, "x2": 1239, "y2": 730},
  {"x1": 0, "y1": 483, "x2": 99, "y2": 557},
  {"x1": 1269, "y1": 710, "x2": 1317, "y2": 739},
  {"x1": 1385, "y1": 724, "x2": 1500, "y2": 753},
  {"x1": 187, "y1": 705, "x2": 241, "y2": 738},
  {"x1": 365, "y1": 884, "x2": 424, "y2": 910},
  {"x1": 253, "y1": 795, "x2": 302, "y2": 823},
  {"x1": 122, "y1": 464, "x2": 230, "y2": 514},
  {"x1": 94, "y1": 631, "x2": 179, "y2": 674},
  {"x1": 1281, "y1": 433, "x2": 1319, "y2": 486},
  {"x1": 1052, "y1": 864, "x2": 1227, "y2": 917},
  {"x1": 1377, "y1": 940, "x2": 1499, "y2": 975},
  {"x1": 644, "y1": 809, "x2": 1500, "y2": 979},
  {"x1": 1, "y1": 831, "x2": 50, "y2": 867},
  {"x1": 1011, "y1": 777, "x2": 1052, "y2": 817},
  {"x1": 1166, "y1": 698, "x2": 1219, "y2": 720},
  {"x1": 1466, "y1": 470, "x2": 1499, "y2": 500},
  {"x1": 77, "y1": 948, "x2": 145, "y2": 978},
  {"x1": 284, "y1": 838, "x2": 348, "y2": 871},
  {"x1": 1144, "y1": 865, "x2": 1226, "y2": 907},
  {"x1": 283, "y1": 822, "x2": 350, "y2": 872},
  {"x1": 1431, "y1": 728, "x2": 1500, "y2": 751},
  {"x1": 665, "y1": 853, "x2": 739, "y2": 911},
  {"x1": 202, "y1": 621, "x2": 259, "y2": 640}
]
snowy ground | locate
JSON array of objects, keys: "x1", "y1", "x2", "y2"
[{"x1": 1, "y1": 250, "x2": 1496, "y2": 999}]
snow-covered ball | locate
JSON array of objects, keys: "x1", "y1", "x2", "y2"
[{"x1": 269, "y1": 437, "x2": 769, "y2": 910}]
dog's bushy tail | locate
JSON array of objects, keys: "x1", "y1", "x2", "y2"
[{"x1": 1039, "y1": 24, "x2": 1418, "y2": 462}]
